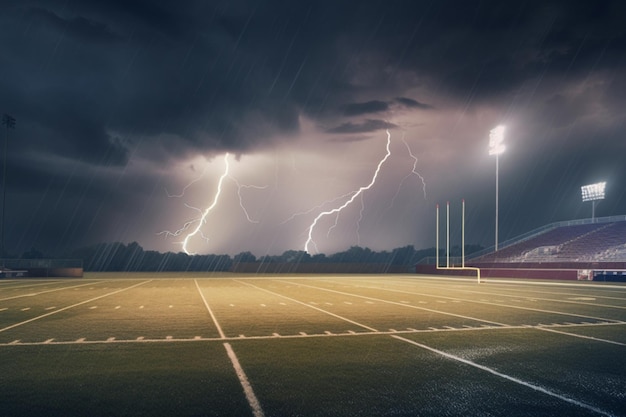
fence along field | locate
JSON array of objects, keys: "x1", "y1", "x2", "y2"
[{"x1": 1, "y1": 273, "x2": 625, "y2": 416}]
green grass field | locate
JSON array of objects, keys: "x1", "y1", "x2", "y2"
[{"x1": 1, "y1": 273, "x2": 625, "y2": 416}]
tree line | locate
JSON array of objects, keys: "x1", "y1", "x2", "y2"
[{"x1": 20, "y1": 241, "x2": 481, "y2": 272}]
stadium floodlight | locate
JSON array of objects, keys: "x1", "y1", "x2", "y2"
[
  {"x1": 488, "y1": 125, "x2": 505, "y2": 251},
  {"x1": 581, "y1": 181, "x2": 606, "y2": 221}
]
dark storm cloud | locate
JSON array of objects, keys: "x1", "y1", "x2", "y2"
[
  {"x1": 4, "y1": 0, "x2": 625, "y2": 161},
  {"x1": 26, "y1": 7, "x2": 123, "y2": 42},
  {"x1": 395, "y1": 97, "x2": 433, "y2": 110},
  {"x1": 342, "y1": 100, "x2": 390, "y2": 116},
  {"x1": 1, "y1": 0, "x2": 625, "y2": 256},
  {"x1": 326, "y1": 119, "x2": 397, "y2": 134}
]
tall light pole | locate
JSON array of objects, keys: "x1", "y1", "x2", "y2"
[
  {"x1": 1, "y1": 113, "x2": 15, "y2": 264},
  {"x1": 581, "y1": 182, "x2": 606, "y2": 222},
  {"x1": 488, "y1": 125, "x2": 505, "y2": 252}
]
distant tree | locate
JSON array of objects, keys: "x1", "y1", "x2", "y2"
[
  {"x1": 280, "y1": 250, "x2": 311, "y2": 263},
  {"x1": 233, "y1": 251, "x2": 256, "y2": 263}
]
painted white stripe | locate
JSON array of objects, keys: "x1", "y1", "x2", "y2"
[
  {"x1": 350, "y1": 281, "x2": 622, "y2": 324},
  {"x1": 224, "y1": 343, "x2": 265, "y2": 417},
  {"x1": 392, "y1": 335, "x2": 613, "y2": 417},
  {"x1": 0, "y1": 280, "x2": 151, "y2": 334},
  {"x1": 536, "y1": 326, "x2": 626, "y2": 346},
  {"x1": 280, "y1": 280, "x2": 506, "y2": 327},
  {"x1": 0, "y1": 280, "x2": 110, "y2": 301},
  {"x1": 234, "y1": 280, "x2": 378, "y2": 332},
  {"x1": 194, "y1": 279, "x2": 225, "y2": 339}
]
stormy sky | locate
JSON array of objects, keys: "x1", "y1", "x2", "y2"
[{"x1": 1, "y1": 0, "x2": 625, "y2": 257}]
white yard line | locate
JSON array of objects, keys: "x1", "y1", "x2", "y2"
[
  {"x1": 194, "y1": 279, "x2": 265, "y2": 417},
  {"x1": 0, "y1": 280, "x2": 151, "y2": 333},
  {"x1": 224, "y1": 343, "x2": 265, "y2": 417},
  {"x1": 0, "y1": 280, "x2": 112, "y2": 301},
  {"x1": 277, "y1": 280, "x2": 507, "y2": 327},
  {"x1": 384, "y1": 279, "x2": 626, "y2": 310},
  {"x1": 534, "y1": 326, "x2": 626, "y2": 346},
  {"x1": 235, "y1": 279, "x2": 379, "y2": 332},
  {"x1": 347, "y1": 281, "x2": 624, "y2": 324},
  {"x1": 391, "y1": 335, "x2": 614, "y2": 417},
  {"x1": 194, "y1": 279, "x2": 225, "y2": 339}
]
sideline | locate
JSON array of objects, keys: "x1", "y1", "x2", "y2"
[{"x1": 391, "y1": 334, "x2": 614, "y2": 417}]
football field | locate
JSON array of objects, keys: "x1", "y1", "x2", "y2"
[{"x1": 1, "y1": 273, "x2": 625, "y2": 416}]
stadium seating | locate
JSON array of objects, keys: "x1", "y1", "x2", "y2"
[{"x1": 472, "y1": 221, "x2": 626, "y2": 263}]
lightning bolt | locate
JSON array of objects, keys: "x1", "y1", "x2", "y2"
[
  {"x1": 231, "y1": 177, "x2": 267, "y2": 223},
  {"x1": 158, "y1": 153, "x2": 267, "y2": 254},
  {"x1": 304, "y1": 129, "x2": 392, "y2": 254},
  {"x1": 402, "y1": 135, "x2": 427, "y2": 199},
  {"x1": 181, "y1": 153, "x2": 230, "y2": 254},
  {"x1": 164, "y1": 166, "x2": 207, "y2": 198},
  {"x1": 387, "y1": 134, "x2": 427, "y2": 210}
]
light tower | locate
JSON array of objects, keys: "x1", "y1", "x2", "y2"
[
  {"x1": 581, "y1": 182, "x2": 606, "y2": 222},
  {"x1": 488, "y1": 125, "x2": 505, "y2": 251}
]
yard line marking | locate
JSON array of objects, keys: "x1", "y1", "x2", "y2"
[
  {"x1": 89, "y1": 306, "x2": 97, "y2": 309},
  {"x1": 0, "y1": 308, "x2": 7, "y2": 311},
  {"x1": 3, "y1": 323, "x2": 617, "y2": 346},
  {"x1": 0, "y1": 280, "x2": 110, "y2": 301},
  {"x1": 45, "y1": 306, "x2": 56, "y2": 310},
  {"x1": 115, "y1": 306, "x2": 121, "y2": 309},
  {"x1": 279, "y1": 280, "x2": 506, "y2": 327},
  {"x1": 9, "y1": 340, "x2": 20, "y2": 344},
  {"x1": 535, "y1": 326, "x2": 626, "y2": 346},
  {"x1": 43, "y1": 339, "x2": 54, "y2": 344},
  {"x1": 194, "y1": 279, "x2": 225, "y2": 339},
  {"x1": 395, "y1": 278, "x2": 626, "y2": 309},
  {"x1": 234, "y1": 280, "x2": 378, "y2": 332},
  {"x1": 0, "y1": 280, "x2": 152, "y2": 334},
  {"x1": 21, "y1": 307, "x2": 30, "y2": 311},
  {"x1": 224, "y1": 343, "x2": 265, "y2": 417},
  {"x1": 351, "y1": 282, "x2": 623, "y2": 324},
  {"x1": 392, "y1": 335, "x2": 614, "y2": 417}
]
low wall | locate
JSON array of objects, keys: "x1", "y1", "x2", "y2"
[
  {"x1": 26, "y1": 267, "x2": 84, "y2": 278},
  {"x1": 415, "y1": 263, "x2": 624, "y2": 281}
]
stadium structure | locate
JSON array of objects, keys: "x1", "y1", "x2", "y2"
[{"x1": 416, "y1": 215, "x2": 626, "y2": 282}]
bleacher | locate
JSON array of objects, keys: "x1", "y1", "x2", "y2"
[
  {"x1": 417, "y1": 215, "x2": 626, "y2": 281},
  {"x1": 471, "y1": 218, "x2": 626, "y2": 264}
]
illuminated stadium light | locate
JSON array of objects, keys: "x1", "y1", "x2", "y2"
[
  {"x1": 581, "y1": 182, "x2": 606, "y2": 202},
  {"x1": 488, "y1": 125, "x2": 505, "y2": 251},
  {"x1": 488, "y1": 125, "x2": 505, "y2": 156},
  {"x1": 581, "y1": 181, "x2": 606, "y2": 221}
]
